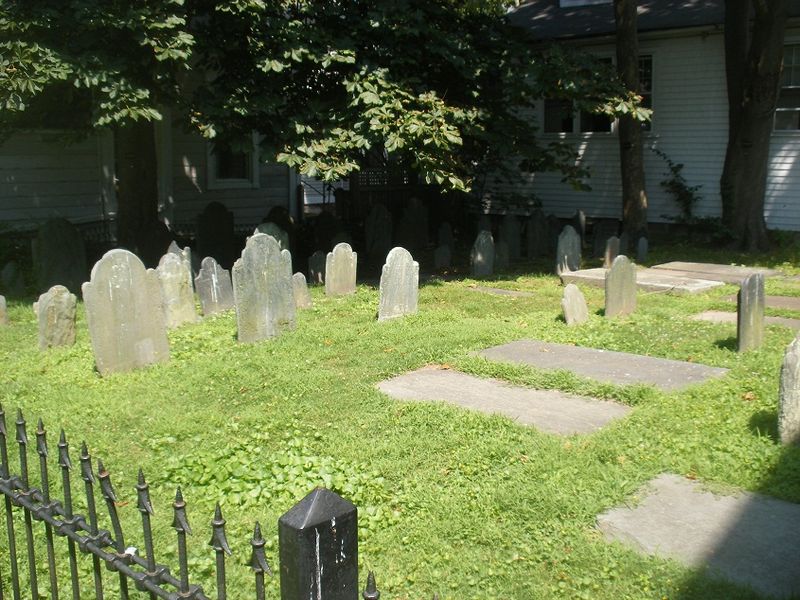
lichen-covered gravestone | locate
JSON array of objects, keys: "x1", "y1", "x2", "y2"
[
  {"x1": 255, "y1": 222, "x2": 290, "y2": 251},
  {"x1": 195, "y1": 256, "x2": 234, "y2": 316},
  {"x1": 232, "y1": 233, "x2": 295, "y2": 343},
  {"x1": 500, "y1": 214, "x2": 521, "y2": 259},
  {"x1": 378, "y1": 247, "x2": 419, "y2": 322},
  {"x1": 168, "y1": 241, "x2": 194, "y2": 280},
  {"x1": 561, "y1": 283, "x2": 589, "y2": 326},
  {"x1": 605, "y1": 255, "x2": 637, "y2": 318},
  {"x1": 157, "y1": 253, "x2": 199, "y2": 329},
  {"x1": 308, "y1": 251, "x2": 326, "y2": 285},
  {"x1": 555, "y1": 225, "x2": 581, "y2": 275},
  {"x1": 292, "y1": 272, "x2": 313, "y2": 309},
  {"x1": 364, "y1": 203, "x2": 393, "y2": 262},
  {"x1": 325, "y1": 243, "x2": 357, "y2": 296},
  {"x1": 603, "y1": 236, "x2": 620, "y2": 269},
  {"x1": 0, "y1": 295, "x2": 6, "y2": 325},
  {"x1": 33, "y1": 218, "x2": 87, "y2": 295},
  {"x1": 82, "y1": 249, "x2": 169, "y2": 376},
  {"x1": 34, "y1": 285, "x2": 77, "y2": 350},
  {"x1": 470, "y1": 230, "x2": 495, "y2": 277},
  {"x1": 737, "y1": 273, "x2": 765, "y2": 352},
  {"x1": 779, "y1": 333, "x2": 800, "y2": 445}
]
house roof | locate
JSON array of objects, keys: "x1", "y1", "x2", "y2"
[{"x1": 508, "y1": 0, "x2": 800, "y2": 41}]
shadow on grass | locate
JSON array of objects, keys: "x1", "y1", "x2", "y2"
[
  {"x1": 748, "y1": 409, "x2": 779, "y2": 442},
  {"x1": 714, "y1": 336, "x2": 738, "y2": 351}
]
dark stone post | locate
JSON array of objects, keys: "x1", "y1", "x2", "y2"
[{"x1": 279, "y1": 487, "x2": 358, "y2": 600}]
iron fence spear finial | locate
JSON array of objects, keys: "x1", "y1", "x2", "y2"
[
  {"x1": 362, "y1": 571, "x2": 380, "y2": 600},
  {"x1": 249, "y1": 521, "x2": 272, "y2": 576},
  {"x1": 172, "y1": 488, "x2": 191, "y2": 593},
  {"x1": 57, "y1": 430, "x2": 71, "y2": 470},
  {"x1": 210, "y1": 503, "x2": 231, "y2": 600}
]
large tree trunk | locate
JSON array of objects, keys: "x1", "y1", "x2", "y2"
[
  {"x1": 614, "y1": 0, "x2": 648, "y2": 243},
  {"x1": 720, "y1": 0, "x2": 787, "y2": 251}
]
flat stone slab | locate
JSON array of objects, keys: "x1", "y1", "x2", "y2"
[
  {"x1": 724, "y1": 294, "x2": 800, "y2": 312},
  {"x1": 692, "y1": 310, "x2": 800, "y2": 330},
  {"x1": 467, "y1": 286, "x2": 535, "y2": 298},
  {"x1": 377, "y1": 367, "x2": 630, "y2": 435},
  {"x1": 597, "y1": 473, "x2": 800, "y2": 599},
  {"x1": 479, "y1": 340, "x2": 728, "y2": 391},
  {"x1": 652, "y1": 261, "x2": 781, "y2": 284},
  {"x1": 560, "y1": 268, "x2": 723, "y2": 295}
]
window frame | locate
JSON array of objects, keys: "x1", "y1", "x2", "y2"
[
  {"x1": 206, "y1": 131, "x2": 261, "y2": 190},
  {"x1": 775, "y1": 42, "x2": 800, "y2": 133}
]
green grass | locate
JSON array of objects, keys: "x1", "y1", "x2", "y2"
[{"x1": 1, "y1": 253, "x2": 800, "y2": 599}]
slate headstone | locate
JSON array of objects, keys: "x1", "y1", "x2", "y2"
[
  {"x1": 195, "y1": 256, "x2": 234, "y2": 316},
  {"x1": 434, "y1": 244, "x2": 452, "y2": 270},
  {"x1": 637, "y1": 237, "x2": 649, "y2": 263},
  {"x1": 438, "y1": 222, "x2": 454, "y2": 249},
  {"x1": 364, "y1": 203, "x2": 393, "y2": 263},
  {"x1": 603, "y1": 236, "x2": 620, "y2": 269},
  {"x1": 561, "y1": 283, "x2": 589, "y2": 326},
  {"x1": 197, "y1": 201, "x2": 237, "y2": 269},
  {"x1": 495, "y1": 240, "x2": 510, "y2": 271},
  {"x1": 34, "y1": 285, "x2": 77, "y2": 350},
  {"x1": 232, "y1": 233, "x2": 295, "y2": 343},
  {"x1": 325, "y1": 243, "x2": 357, "y2": 296},
  {"x1": 82, "y1": 249, "x2": 170, "y2": 375},
  {"x1": 0, "y1": 295, "x2": 6, "y2": 325},
  {"x1": 605, "y1": 255, "x2": 637, "y2": 318},
  {"x1": 157, "y1": 253, "x2": 199, "y2": 329},
  {"x1": 526, "y1": 210, "x2": 548, "y2": 258},
  {"x1": 500, "y1": 215, "x2": 522, "y2": 260},
  {"x1": 32, "y1": 218, "x2": 88, "y2": 296},
  {"x1": 555, "y1": 225, "x2": 581, "y2": 275},
  {"x1": 378, "y1": 247, "x2": 419, "y2": 322},
  {"x1": 779, "y1": 333, "x2": 800, "y2": 445},
  {"x1": 255, "y1": 222, "x2": 290, "y2": 252},
  {"x1": 737, "y1": 273, "x2": 765, "y2": 352},
  {"x1": 308, "y1": 251, "x2": 326, "y2": 285},
  {"x1": 293, "y1": 272, "x2": 313, "y2": 309},
  {"x1": 1, "y1": 261, "x2": 25, "y2": 298},
  {"x1": 470, "y1": 230, "x2": 495, "y2": 277}
]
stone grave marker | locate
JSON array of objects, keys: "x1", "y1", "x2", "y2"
[
  {"x1": 637, "y1": 236, "x2": 649, "y2": 262},
  {"x1": 438, "y1": 222, "x2": 454, "y2": 249},
  {"x1": 197, "y1": 201, "x2": 236, "y2": 269},
  {"x1": 572, "y1": 209, "x2": 586, "y2": 247},
  {"x1": 500, "y1": 215, "x2": 521, "y2": 259},
  {"x1": 470, "y1": 230, "x2": 495, "y2": 277},
  {"x1": 605, "y1": 255, "x2": 637, "y2": 317},
  {"x1": 364, "y1": 203, "x2": 393, "y2": 262},
  {"x1": 82, "y1": 249, "x2": 169, "y2": 375},
  {"x1": 194, "y1": 256, "x2": 234, "y2": 316},
  {"x1": 0, "y1": 295, "x2": 6, "y2": 325},
  {"x1": 308, "y1": 251, "x2": 326, "y2": 285},
  {"x1": 32, "y1": 218, "x2": 88, "y2": 295},
  {"x1": 779, "y1": 333, "x2": 800, "y2": 445},
  {"x1": 561, "y1": 283, "x2": 589, "y2": 326},
  {"x1": 603, "y1": 236, "x2": 620, "y2": 268},
  {"x1": 378, "y1": 247, "x2": 419, "y2": 322},
  {"x1": 232, "y1": 233, "x2": 295, "y2": 343},
  {"x1": 434, "y1": 244, "x2": 451, "y2": 269},
  {"x1": 293, "y1": 272, "x2": 313, "y2": 309},
  {"x1": 168, "y1": 241, "x2": 194, "y2": 279},
  {"x1": 737, "y1": 273, "x2": 764, "y2": 352},
  {"x1": 555, "y1": 225, "x2": 581, "y2": 275},
  {"x1": 526, "y1": 210, "x2": 548, "y2": 258},
  {"x1": 34, "y1": 285, "x2": 77, "y2": 350},
  {"x1": 325, "y1": 243, "x2": 357, "y2": 296},
  {"x1": 255, "y1": 222, "x2": 290, "y2": 251},
  {"x1": 157, "y1": 253, "x2": 199, "y2": 329},
  {"x1": 495, "y1": 240, "x2": 510, "y2": 271},
  {"x1": 592, "y1": 219, "x2": 619, "y2": 258}
]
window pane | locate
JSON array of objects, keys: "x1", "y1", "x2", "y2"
[
  {"x1": 775, "y1": 109, "x2": 800, "y2": 130},
  {"x1": 544, "y1": 99, "x2": 574, "y2": 133},
  {"x1": 216, "y1": 148, "x2": 250, "y2": 180},
  {"x1": 579, "y1": 110, "x2": 612, "y2": 132}
]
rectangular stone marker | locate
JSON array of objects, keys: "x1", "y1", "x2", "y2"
[
  {"x1": 0, "y1": 295, "x2": 6, "y2": 325},
  {"x1": 562, "y1": 283, "x2": 589, "y2": 326},
  {"x1": 378, "y1": 247, "x2": 419, "y2": 321},
  {"x1": 378, "y1": 367, "x2": 630, "y2": 435},
  {"x1": 597, "y1": 473, "x2": 800, "y2": 599},
  {"x1": 779, "y1": 333, "x2": 800, "y2": 445},
  {"x1": 470, "y1": 230, "x2": 495, "y2": 277},
  {"x1": 479, "y1": 339, "x2": 729, "y2": 391},
  {"x1": 555, "y1": 225, "x2": 581, "y2": 275},
  {"x1": 82, "y1": 249, "x2": 170, "y2": 376},
  {"x1": 308, "y1": 251, "x2": 326, "y2": 285},
  {"x1": 605, "y1": 255, "x2": 637, "y2": 318},
  {"x1": 561, "y1": 267, "x2": 723, "y2": 295},
  {"x1": 195, "y1": 256, "x2": 234, "y2": 316},
  {"x1": 325, "y1": 243, "x2": 357, "y2": 296},
  {"x1": 737, "y1": 273, "x2": 765, "y2": 352},
  {"x1": 603, "y1": 236, "x2": 620, "y2": 269},
  {"x1": 157, "y1": 253, "x2": 199, "y2": 329},
  {"x1": 34, "y1": 285, "x2": 77, "y2": 350},
  {"x1": 292, "y1": 272, "x2": 312, "y2": 309},
  {"x1": 691, "y1": 310, "x2": 800, "y2": 331},
  {"x1": 652, "y1": 261, "x2": 781, "y2": 284},
  {"x1": 233, "y1": 233, "x2": 295, "y2": 343}
]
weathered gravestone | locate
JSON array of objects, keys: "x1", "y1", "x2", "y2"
[
  {"x1": 438, "y1": 222, "x2": 454, "y2": 249},
  {"x1": 737, "y1": 273, "x2": 765, "y2": 352},
  {"x1": 194, "y1": 256, "x2": 234, "y2": 316},
  {"x1": 526, "y1": 210, "x2": 548, "y2": 258},
  {"x1": 167, "y1": 241, "x2": 194, "y2": 279},
  {"x1": 572, "y1": 209, "x2": 587, "y2": 247},
  {"x1": 1, "y1": 262, "x2": 25, "y2": 298},
  {"x1": 197, "y1": 201, "x2": 237, "y2": 269},
  {"x1": 779, "y1": 333, "x2": 800, "y2": 445},
  {"x1": 33, "y1": 218, "x2": 88, "y2": 295},
  {"x1": 434, "y1": 244, "x2": 451, "y2": 269},
  {"x1": 637, "y1": 236, "x2": 649, "y2": 263},
  {"x1": 378, "y1": 247, "x2": 419, "y2": 322},
  {"x1": 561, "y1": 283, "x2": 589, "y2": 326},
  {"x1": 592, "y1": 219, "x2": 620, "y2": 258},
  {"x1": 157, "y1": 253, "x2": 199, "y2": 329},
  {"x1": 82, "y1": 249, "x2": 169, "y2": 375},
  {"x1": 34, "y1": 285, "x2": 77, "y2": 350},
  {"x1": 232, "y1": 233, "x2": 295, "y2": 343},
  {"x1": 470, "y1": 230, "x2": 495, "y2": 277},
  {"x1": 495, "y1": 240, "x2": 510, "y2": 271},
  {"x1": 308, "y1": 251, "x2": 326, "y2": 285},
  {"x1": 500, "y1": 215, "x2": 522, "y2": 260},
  {"x1": 325, "y1": 243, "x2": 357, "y2": 296},
  {"x1": 255, "y1": 222, "x2": 290, "y2": 252},
  {"x1": 0, "y1": 295, "x2": 6, "y2": 325},
  {"x1": 555, "y1": 225, "x2": 581, "y2": 275},
  {"x1": 605, "y1": 255, "x2": 637, "y2": 317},
  {"x1": 293, "y1": 272, "x2": 313, "y2": 309},
  {"x1": 364, "y1": 203, "x2": 393, "y2": 263},
  {"x1": 603, "y1": 236, "x2": 620, "y2": 269}
]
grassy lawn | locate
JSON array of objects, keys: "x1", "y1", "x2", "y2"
[{"x1": 1, "y1": 242, "x2": 800, "y2": 599}]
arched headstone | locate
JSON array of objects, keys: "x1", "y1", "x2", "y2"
[{"x1": 378, "y1": 247, "x2": 419, "y2": 321}]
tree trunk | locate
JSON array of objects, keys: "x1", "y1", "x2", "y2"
[
  {"x1": 720, "y1": 0, "x2": 787, "y2": 251},
  {"x1": 614, "y1": 0, "x2": 648, "y2": 243}
]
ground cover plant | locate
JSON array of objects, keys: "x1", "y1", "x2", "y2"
[{"x1": 1, "y1": 244, "x2": 800, "y2": 598}]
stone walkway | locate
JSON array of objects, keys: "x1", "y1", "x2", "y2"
[
  {"x1": 724, "y1": 294, "x2": 800, "y2": 312},
  {"x1": 560, "y1": 267, "x2": 723, "y2": 295},
  {"x1": 597, "y1": 473, "x2": 800, "y2": 599},
  {"x1": 652, "y1": 261, "x2": 782, "y2": 284},
  {"x1": 692, "y1": 310, "x2": 800, "y2": 331},
  {"x1": 479, "y1": 340, "x2": 729, "y2": 391},
  {"x1": 377, "y1": 366, "x2": 630, "y2": 435},
  {"x1": 467, "y1": 286, "x2": 535, "y2": 298}
]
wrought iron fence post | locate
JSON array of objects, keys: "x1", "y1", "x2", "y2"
[
  {"x1": 0, "y1": 406, "x2": 21, "y2": 600},
  {"x1": 80, "y1": 442, "x2": 104, "y2": 600},
  {"x1": 249, "y1": 522, "x2": 271, "y2": 600},
  {"x1": 57, "y1": 430, "x2": 80, "y2": 600},
  {"x1": 97, "y1": 460, "x2": 130, "y2": 600},
  {"x1": 135, "y1": 469, "x2": 157, "y2": 600},
  {"x1": 35, "y1": 419, "x2": 59, "y2": 600},
  {"x1": 15, "y1": 410, "x2": 38, "y2": 600}
]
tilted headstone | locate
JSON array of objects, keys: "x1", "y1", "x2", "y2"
[
  {"x1": 636, "y1": 237, "x2": 649, "y2": 263},
  {"x1": 325, "y1": 243, "x2": 357, "y2": 296},
  {"x1": 378, "y1": 247, "x2": 419, "y2": 322},
  {"x1": 500, "y1": 215, "x2": 522, "y2": 260},
  {"x1": 605, "y1": 255, "x2": 637, "y2": 318},
  {"x1": 470, "y1": 230, "x2": 495, "y2": 277},
  {"x1": 603, "y1": 236, "x2": 620, "y2": 269},
  {"x1": 779, "y1": 333, "x2": 800, "y2": 445},
  {"x1": 293, "y1": 272, "x2": 313, "y2": 309},
  {"x1": 364, "y1": 203, "x2": 393, "y2": 262},
  {"x1": 561, "y1": 283, "x2": 589, "y2": 326},
  {"x1": 0, "y1": 295, "x2": 6, "y2": 325},
  {"x1": 255, "y1": 222, "x2": 290, "y2": 252},
  {"x1": 82, "y1": 249, "x2": 169, "y2": 376},
  {"x1": 157, "y1": 253, "x2": 199, "y2": 329},
  {"x1": 308, "y1": 251, "x2": 326, "y2": 285},
  {"x1": 737, "y1": 273, "x2": 765, "y2": 352},
  {"x1": 197, "y1": 201, "x2": 237, "y2": 269},
  {"x1": 195, "y1": 256, "x2": 234, "y2": 316},
  {"x1": 32, "y1": 218, "x2": 88, "y2": 295},
  {"x1": 1, "y1": 261, "x2": 25, "y2": 298},
  {"x1": 434, "y1": 244, "x2": 451, "y2": 270},
  {"x1": 555, "y1": 225, "x2": 581, "y2": 275},
  {"x1": 438, "y1": 222, "x2": 454, "y2": 249},
  {"x1": 526, "y1": 210, "x2": 548, "y2": 258},
  {"x1": 34, "y1": 285, "x2": 77, "y2": 350},
  {"x1": 495, "y1": 240, "x2": 510, "y2": 271},
  {"x1": 232, "y1": 233, "x2": 295, "y2": 343}
]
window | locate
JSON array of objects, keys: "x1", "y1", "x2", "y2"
[
  {"x1": 776, "y1": 44, "x2": 800, "y2": 131},
  {"x1": 207, "y1": 132, "x2": 260, "y2": 189},
  {"x1": 558, "y1": 0, "x2": 611, "y2": 6}
]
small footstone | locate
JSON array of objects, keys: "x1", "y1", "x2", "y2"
[
  {"x1": 605, "y1": 255, "x2": 636, "y2": 318},
  {"x1": 597, "y1": 473, "x2": 800, "y2": 599},
  {"x1": 737, "y1": 273, "x2": 765, "y2": 352},
  {"x1": 195, "y1": 257, "x2": 234, "y2": 316},
  {"x1": 34, "y1": 285, "x2": 77, "y2": 350},
  {"x1": 0, "y1": 295, "x2": 6, "y2": 325},
  {"x1": 325, "y1": 243, "x2": 357, "y2": 296},
  {"x1": 779, "y1": 333, "x2": 800, "y2": 445},
  {"x1": 308, "y1": 251, "x2": 326, "y2": 285},
  {"x1": 378, "y1": 247, "x2": 419, "y2": 322},
  {"x1": 555, "y1": 225, "x2": 581, "y2": 275},
  {"x1": 562, "y1": 283, "x2": 589, "y2": 326},
  {"x1": 292, "y1": 272, "x2": 313, "y2": 309},
  {"x1": 470, "y1": 231, "x2": 495, "y2": 277},
  {"x1": 377, "y1": 367, "x2": 630, "y2": 435}
]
